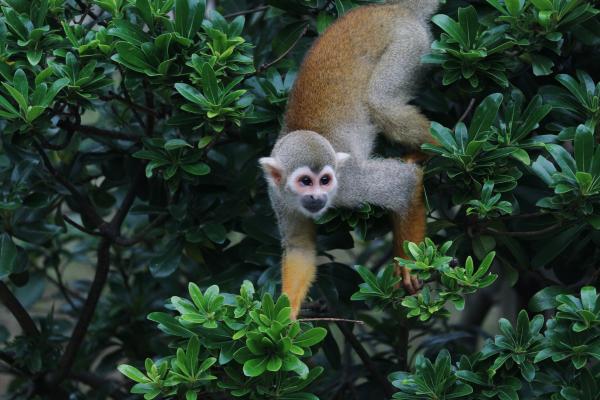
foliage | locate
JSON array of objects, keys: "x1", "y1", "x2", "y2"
[
  {"x1": 118, "y1": 281, "x2": 326, "y2": 399},
  {"x1": 390, "y1": 287, "x2": 600, "y2": 399},
  {"x1": 0, "y1": 0, "x2": 599, "y2": 399},
  {"x1": 351, "y1": 238, "x2": 497, "y2": 320}
]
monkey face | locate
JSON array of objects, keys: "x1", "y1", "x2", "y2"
[
  {"x1": 259, "y1": 131, "x2": 350, "y2": 219},
  {"x1": 286, "y1": 166, "x2": 337, "y2": 217}
]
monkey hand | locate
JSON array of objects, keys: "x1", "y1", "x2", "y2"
[{"x1": 399, "y1": 265, "x2": 422, "y2": 295}]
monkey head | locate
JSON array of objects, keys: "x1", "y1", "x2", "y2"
[{"x1": 259, "y1": 130, "x2": 350, "y2": 218}]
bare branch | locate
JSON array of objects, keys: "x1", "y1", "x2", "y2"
[
  {"x1": 59, "y1": 121, "x2": 142, "y2": 142},
  {"x1": 457, "y1": 98, "x2": 476, "y2": 124},
  {"x1": 298, "y1": 317, "x2": 365, "y2": 325},
  {"x1": 336, "y1": 322, "x2": 394, "y2": 397},
  {"x1": 224, "y1": 5, "x2": 268, "y2": 18},
  {"x1": 53, "y1": 238, "x2": 111, "y2": 383},
  {"x1": 0, "y1": 282, "x2": 39, "y2": 337},
  {"x1": 483, "y1": 222, "x2": 563, "y2": 238},
  {"x1": 63, "y1": 215, "x2": 103, "y2": 237},
  {"x1": 114, "y1": 214, "x2": 169, "y2": 246}
]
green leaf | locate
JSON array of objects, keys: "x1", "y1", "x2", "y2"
[
  {"x1": 181, "y1": 163, "x2": 211, "y2": 176},
  {"x1": 136, "y1": 0, "x2": 153, "y2": 27},
  {"x1": 164, "y1": 139, "x2": 192, "y2": 150},
  {"x1": 529, "y1": 286, "x2": 570, "y2": 312},
  {"x1": 266, "y1": 356, "x2": 282, "y2": 372},
  {"x1": 294, "y1": 327, "x2": 327, "y2": 348},
  {"x1": 149, "y1": 241, "x2": 183, "y2": 277},
  {"x1": 546, "y1": 144, "x2": 576, "y2": 175},
  {"x1": 432, "y1": 13, "x2": 467, "y2": 48},
  {"x1": 531, "y1": 54, "x2": 553, "y2": 76},
  {"x1": 243, "y1": 357, "x2": 268, "y2": 377},
  {"x1": 469, "y1": 93, "x2": 503, "y2": 139},
  {"x1": 201, "y1": 63, "x2": 220, "y2": 104},
  {"x1": 118, "y1": 365, "x2": 150, "y2": 383},
  {"x1": 574, "y1": 125, "x2": 594, "y2": 172},
  {"x1": 175, "y1": 83, "x2": 207, "y2": 105},
  {"x1": 457, "y1": 6, "x2": 478, "y2": 47}
]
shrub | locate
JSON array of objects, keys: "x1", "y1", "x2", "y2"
[{"x1": 0, "y1": 0, "x2": 598, "y2": 399}]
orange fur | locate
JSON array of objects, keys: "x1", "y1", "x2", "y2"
[
  {"x1": 282, "y1": 249, "x2": 317, "y2": 319},
  {"x1": 285, "y1": 5, "x2": 408, "y2": 137},
  {"x1": 392, "y1": 172, "x2": 426, "y2": 292}
]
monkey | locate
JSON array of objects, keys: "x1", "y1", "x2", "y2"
[{"x1": 259, "y1": 0, "x2": 439, "y2": 318}]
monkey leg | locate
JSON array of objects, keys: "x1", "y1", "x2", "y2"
[
  {"x1": 392, "y1": 184, "x2": 426, "y2": 294},
  {"x1": 279, "y1": 215, "x2": 317, "y2": 319},
  {"x1": 366, "y1": 20, "x2": 436, "y2": 153}
]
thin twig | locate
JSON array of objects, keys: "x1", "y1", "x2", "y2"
[
  {"x1": 498, "y1": 211, "x2": 546, "y2": 221},
  {"x1": 0, "y1": 282, "x2": 39, "y2": 336},
  {"x1": 298, "y1": 317, "x2": 365, "y2": 325},
  {"x1": 70, "y1": 371, "x2": 128, "y2": 400},
  {"x1": 38, "y1": 130, "x2": 75, "y2": 151},
  {"x1": 52, "y1": 263, "x2": 79, "y2": 310},
  {"x1": 224, "y1": 5, "x2": 269, "y2": 18},
  {"x1": 100, "y1": 92, "x2": 157, "y2": 115},
  {"x1": 59, "y1": 121, "x2": 142, "y2": 142},
  {"x1": 457, "y1": 98, "x2": 476, "y2": 124},
  {"x1": 114, "y1": 214, "x2": 169, "y2": 246},
  {"x1": 256, "y1": 24, "x2": 308, "y2": 74},
  {"x1": 483, "y1": 222, "x2": 563, "y2": 238},
  {"x1": 63, "y1": 215, "x2": 103, "y2": 237}
]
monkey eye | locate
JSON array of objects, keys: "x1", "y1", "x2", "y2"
[
  {"x1": 320, "y1": 175, "x2": 331, "y2": 185},
  {"x1": 299, "y1": 176, "x2": 312, "y2": 186}
]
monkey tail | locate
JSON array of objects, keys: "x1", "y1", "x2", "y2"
[{"x1": 387, "y1": 0, "x2": 439, "y2": 20}]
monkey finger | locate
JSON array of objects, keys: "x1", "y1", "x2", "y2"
[{"x1": 411, "y1": 275, "x2": 422, "y2": 292}]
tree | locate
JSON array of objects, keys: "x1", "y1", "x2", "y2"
[{"x1": 0, "y1": 0, "x2": 599, "y2": 399}]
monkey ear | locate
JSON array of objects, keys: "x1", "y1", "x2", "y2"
[
  {"x1": 259, "y1": 157, "x2": 283, "y2": 186},
  {"x1": 335, "y1": 152, "x2": 351, "y2": 166}
]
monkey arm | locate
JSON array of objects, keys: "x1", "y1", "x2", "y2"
[
  {"x1": 277, "y1": 211, "x2": 317, "y2": 319},
  {"x1": 335, "y1": 158, "x2": 425, "y2": 293}
]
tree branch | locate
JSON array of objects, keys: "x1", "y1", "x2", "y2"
[
  {"x1": 100, "y1": 92, "x2": 157, "y2": 115},
  {"x1": 59, "y1": 121, "x2": 142, "y2": 142},
  {"x1": 298, "y1": 317, "x2": 365, "y2": 324},
  {"x1": 483, "y1": 222, "x2": 563, "y2": 238},
  {"x1": 114, "y1": 214, "x2": 169, "y2": 246},
  {"x1": 0, "y1": 282, "x2": 39, "y2": 337},
  {"x1": 63, "y1": 215, "x2": 104, "y2": 237},
  {"x1": 70, "y1": 371, "x2": 128, "y2": 400},
  {"x1": 53, "y1": 238, "x2": 111, "y2": 383},
  {"x1": 336, "y1": 322, "x2": 394, "y2": 398},
  {"x1": 34, "y1": 142, "x2": 105, "y2": 228},
  {"x1": 109, "y1": 167, "x2": 144, "y2": 233},
  {"x1": 457, "y1": 98, "x2": 476, "y2": 124},
  {"x1": 53, "y1": 168, "x2": 143, "y2": 383}
]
